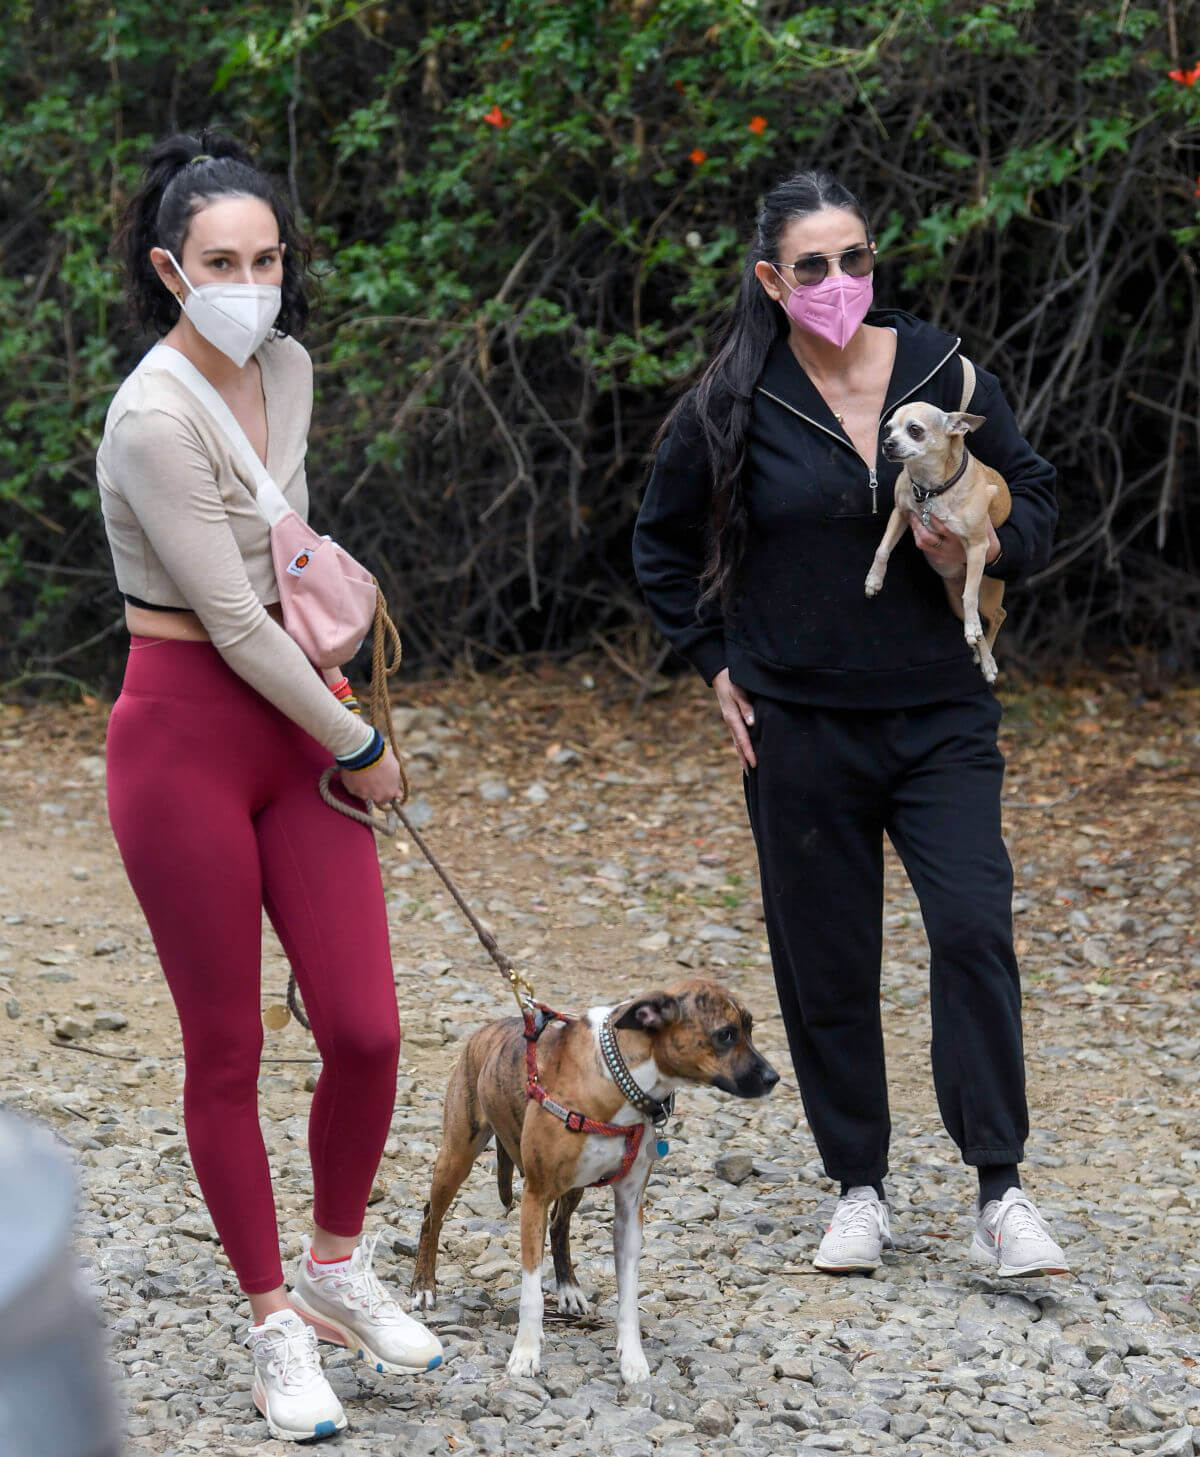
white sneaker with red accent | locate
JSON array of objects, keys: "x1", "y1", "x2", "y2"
[
  {"x1": 971, "y1": 1187, "x2": 1069, "y2": 1277},
  {"x1": 246, "y1": 1309, "x2": 347, "y2": 1442},
  {"x1": 289, "y1": 1232, "x2": 445, "y2": 1375},
  {"x1": 813, "y1": 1187, "x2": 892, "y2": 1273}
]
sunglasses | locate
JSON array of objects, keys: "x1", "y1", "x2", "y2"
[{"x1": 777, "y1": 245, "x2": 876, "y2": 287}]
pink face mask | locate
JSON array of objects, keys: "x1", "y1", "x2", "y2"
[{"x1": 776, "y1": 268, "x2": 874, "y2": 350}]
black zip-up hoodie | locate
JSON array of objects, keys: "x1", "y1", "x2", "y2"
[{"x1": 632, "y1": 310, "x2": 1058, "y2": 709}]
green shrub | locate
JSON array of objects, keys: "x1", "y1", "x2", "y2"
[{"x1": 1, "y1": 0, "x2": 1195, "y2": 690}]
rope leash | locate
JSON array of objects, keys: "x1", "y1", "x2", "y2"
[
  {"x1": 279, "y1": 585, "x2": 534, "y2": 1028},
  {"x1": 365, "y1": 582, "x2": 409, "y2": 805},
  {"x1": 312, "y1": 769, "x2": 534, "y2": 1011},
  {"x1": 272, "y1": 624, "x2": 666, "y2": 1186},
  {"x1": 286, "y1": 776, "x2": 535, "y2": 1026}
]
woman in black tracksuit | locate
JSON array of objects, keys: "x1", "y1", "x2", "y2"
[{"x1": 633, "y1": 170, "x2": 1069, "y2": 1279}]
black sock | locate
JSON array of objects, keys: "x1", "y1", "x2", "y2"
[
  {"x1": 841, "y1": 1181, "x2": 885, "y2": 1201},
  {"x1": 977, "y1": 1164, "x2": 1020, "y2": 1209}
]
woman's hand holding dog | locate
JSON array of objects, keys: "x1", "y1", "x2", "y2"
[
  {"x1": 713, "y1": 668, "x2": 757, "y2": 772},
  {"x1": 908, "y1": 512, "x2": 1001, "y2": 577}
]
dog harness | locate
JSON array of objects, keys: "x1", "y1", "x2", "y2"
[
  {"x1": 522, "y1": 1003, "x2": 670, "y2": 1187},
  {"x1": 910, "y1": 447, "x2": 971, "y2": 528}
]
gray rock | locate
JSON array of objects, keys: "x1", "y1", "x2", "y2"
[
  {"x1": 1145, "y1": 1429, "x2": 1194, "y2": 1457},
  {"x1": 714, "y1": 1152, "x2": 754, "y2": 1185},
  {"x1": 405, "y1": 795, "x2": 435, "y2": 829},
  {"x1": 891, "y1": 1411, "x2": 929, "y2": 1439},
  {"x1": 53, "y1": 1015, "x2": 92, "y2": 1040},
  {"x1": 1112, "y1": 1402, "x2": 1165, "y2": 1434},
  {"x1": 174, "y1": 1212, "x2": 217, "y2": 1242},
  {"x1": 694, "y1": 1399, "x2": 734, "y2": 1436}
]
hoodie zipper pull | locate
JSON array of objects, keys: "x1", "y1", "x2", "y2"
[{"x1": 868, "y1": 467, "x2": 878, "y2": 515}]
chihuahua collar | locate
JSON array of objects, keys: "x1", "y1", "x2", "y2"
[
  {"x1": 599, "y1": 1015, "x2": 674, "y2": 1127},
  {"x1": 910, "y1": 447, "x2": 970, "y2": 506}
]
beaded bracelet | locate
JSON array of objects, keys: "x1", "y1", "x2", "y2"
[{"x1": 335, "y1": 726, "x2": 386, "y2": 772}]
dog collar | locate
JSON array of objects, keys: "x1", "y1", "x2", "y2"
[
  {"x1": 910, "y1": 447, "x2": 970, "y2": 505},
  {"x1": 522, "y1": 1002, "x2": 652, "y2": 1185},
  {"x1": 599, "y1": 1015, "x2": 674, "y2": 1128}
]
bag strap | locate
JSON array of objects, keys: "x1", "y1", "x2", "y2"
[
  {"x1": 144, "y1": 344, "x2": 290, "y2": 526},
  {"x1": 959, "y1": 353, "x2": 976, "y2": 413}
]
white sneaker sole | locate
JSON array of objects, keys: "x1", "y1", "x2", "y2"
[
  {"x1": 969, "y1": 1234, "x2": 1069, "y2": 1279},
  {"x1": 813, "y1": 1255, "x2": 881, "y2": 1273},
  {"x1": 813, "y1": 1242, "x2": 886, "y2": 1274},
  {"x1": 252, "y1": 1376, "x2": 346, "y2": 1442},
  {"x1": 289, "y1": 1292, "x2": 444, "y2": 1375}
]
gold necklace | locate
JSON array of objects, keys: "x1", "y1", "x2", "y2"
[
  {"x1": 809, "y1": 371, "x2": 849, "y2": 424},
  {"x1": 789, "y1": 339, "x2": 852, "y2": 425}
]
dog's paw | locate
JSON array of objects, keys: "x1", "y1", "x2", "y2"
[
  {"x1": 964, "y1": 616, "x2": 983, "y2": 647},
  {"x1": 864, "y1": 570, "x2": 884, "y2": 597},
  {"x1": 410, "y1": 1287, "x2": 436, "y2": 1311},
  {"x1": 557, "y1": 1281, "x2": 591, "y2": 1317},
  {"x1": 506, "y1": 1340, "x2": 542, "y2": 1378},
  {"x1": 618, "y1": 1348, "x2": 651, "y2": 1384},
  {"x1": 980, "y1": 651, "x2": 998, "y2": 685}
]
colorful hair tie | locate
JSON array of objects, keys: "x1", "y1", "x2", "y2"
[{"x1": 335, "y1": 726, "x2": 386, "y2": 772}]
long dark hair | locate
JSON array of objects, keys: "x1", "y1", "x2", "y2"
[
  {"x1": 113, "y1": 128, "x2": 313, "y2": 338},
  {"x1": 660, "y1": 170, "x2": 872, "y2": 609}
]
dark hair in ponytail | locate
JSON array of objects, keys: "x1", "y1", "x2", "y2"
[
  {"x1": 658, "y1": 170, "x2": 872, "y2": 610},
  {"x1": 113, "y1": 127, "x2": 313, "y2": 338}
]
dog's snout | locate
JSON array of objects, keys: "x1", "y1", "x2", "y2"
[{"x1": 731, "y1": 1056, "x2": 780, "y2": 1099}]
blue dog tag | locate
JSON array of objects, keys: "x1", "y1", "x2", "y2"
[{"x1": 656, "y1": 1139, "x2": 669, "y2": 1158}]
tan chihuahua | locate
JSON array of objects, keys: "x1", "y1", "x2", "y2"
[{"x1": 865, "y1": 402, "x2": 1011, "y2": 683}]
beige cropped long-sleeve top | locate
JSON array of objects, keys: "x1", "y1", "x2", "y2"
[{"x1": 96, "y1": 336, "x2": 369, "y2": 759}]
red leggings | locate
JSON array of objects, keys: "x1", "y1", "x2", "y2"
[{"x1": 106, "y1": 638, "x2": 400, "y2": 1294}]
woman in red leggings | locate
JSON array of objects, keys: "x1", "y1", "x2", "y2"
[{"x1": 98, "y1": 130, "x2": 441, "y2": 1443}]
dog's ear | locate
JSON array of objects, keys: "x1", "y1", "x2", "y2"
[
  {"x1": 614, "y1": 995, "x2": 679, "y2": 1032},
  {"x1": 946, "y1": 410, "x2": 986, "y2": 436}
]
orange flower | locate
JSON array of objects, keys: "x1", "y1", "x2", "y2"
[
  {"x1": 1168, "y1": 61, "x2": 1200, "y2": 84},
  {"x1": 499, "y1": 35, "x2": 514, "y2": 51},
  {"x1": 748, "y1": 115, "x2": 768, "y2": 135},
  {"x1": 689, "y1": 147, "x2": 708, "y2": 165},
  {"x1": 482, "y1": 104, "x2": 510, "y2": 129}
]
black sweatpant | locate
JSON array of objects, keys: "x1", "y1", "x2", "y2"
[{"x1": 742, "y1": 690, "x2": 1028, "y2": 1187}]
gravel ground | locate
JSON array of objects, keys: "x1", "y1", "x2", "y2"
[{"x1": 1, "y1": 667, "x2": 1198, "y2": 1457}]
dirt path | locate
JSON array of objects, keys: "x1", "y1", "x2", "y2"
[{"x1": 1, "y1": 666, "x2": 1198, "y2": 1455}]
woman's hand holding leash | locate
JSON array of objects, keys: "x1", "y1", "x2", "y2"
[
  {"x1": 341, "y1": 747, "x2": 404, "y2": 805},
  {"x1": 713, "y1": 668, "x2": 757, "y2": 772}
]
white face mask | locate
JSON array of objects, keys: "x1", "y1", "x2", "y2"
[{"x1": 164, "y1": 249, "x2": 282, "y2": 367}]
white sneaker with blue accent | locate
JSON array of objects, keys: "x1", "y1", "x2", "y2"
[
  {"x1": 289, "y1": 1232, "x2": 445, "y2": 1375},
  {"x1": 246, "y1": 1308, "x2": 347, "y2": 1442},
  {"x1": 971, "y1": 1187, "x2": 1069, "y2": 1277},
  {"x1": 813, "y1": 1186, "x2": 892, "y2": 1273}
]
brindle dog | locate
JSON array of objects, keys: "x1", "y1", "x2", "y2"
[{"x1": 411, "y1": 979, "x2": 778, "y2": 1383}]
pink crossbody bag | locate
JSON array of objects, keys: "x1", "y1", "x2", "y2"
[{"x1": 148, "y1": 344, "x2": 378, "y2": 669}]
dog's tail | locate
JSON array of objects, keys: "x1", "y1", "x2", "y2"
[{"x1": 495, "y1": 1142, "x2": 515, "y2": 1212}]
